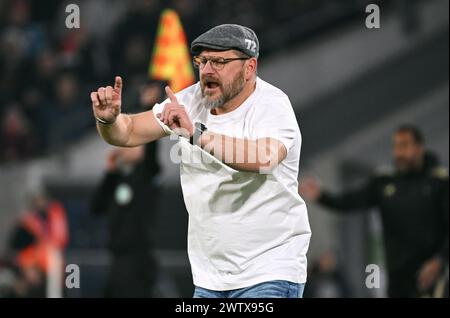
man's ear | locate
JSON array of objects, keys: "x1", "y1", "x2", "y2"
[{"x1": 246, "y1": 58, "x2": 258, "y2": 80}]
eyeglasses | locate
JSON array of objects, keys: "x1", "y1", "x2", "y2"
[{"x1": 193, "y1": 55, "x2": 249, "y2": 71}]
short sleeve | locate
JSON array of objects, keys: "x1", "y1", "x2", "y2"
[
  {"x1": 152, "y1": 98, "x2": 173, "y2": 135},
  {"x1": 251, "y1": 96, "x2": 299, "y2": 151}
]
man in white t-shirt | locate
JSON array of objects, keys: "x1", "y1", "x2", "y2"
[{"x1": 90, "y1": 24, "x2": 311, "y2": 298}]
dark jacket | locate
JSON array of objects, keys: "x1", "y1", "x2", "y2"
[
  {"x1": 318, "y1": 153, "x2": 449, "y2": 296},
  {"x1": 90, "y1": 143, "x2": 160, "y2": 253}
]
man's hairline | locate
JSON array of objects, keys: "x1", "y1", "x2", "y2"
[{"x1": 394, "y1": 130, "x2": 424, "y2": 146}]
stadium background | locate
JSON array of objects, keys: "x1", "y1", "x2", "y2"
[{"x1": 0, "y1": 0, "x2": 448, "y2": 297}]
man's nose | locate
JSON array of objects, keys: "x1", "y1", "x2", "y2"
[{"x1": 201, "y1": 60, "x2": 215, "y2": 75}]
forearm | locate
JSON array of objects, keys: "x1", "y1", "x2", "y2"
[
  {"x1": 318, "y1": 191, "x2": 372, "y2": 212},
  {"x1": 97, "y1": 111, "x2": 167, "y2": 147},
  {"x1": 198, "y1": 132, "x2": 286, "y2": 173},
  {"x1": 318, "y1": 192, "x2": 354, "y2": 211},
  {"x1": 97, "y1": 113, "x2": 132, "y2": 147}
]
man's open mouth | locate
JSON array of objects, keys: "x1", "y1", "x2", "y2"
[{"x1": 203, "y1": 79, "x2": 221, "y2": 90}]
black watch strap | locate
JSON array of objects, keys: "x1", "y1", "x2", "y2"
[{"x1": 190, "y1": 122, "x2": 207, "y2": 145}]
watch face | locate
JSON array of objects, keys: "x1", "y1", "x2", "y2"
[{"x1": 195, "y1": 122, "x2": 207, "y2": 133}]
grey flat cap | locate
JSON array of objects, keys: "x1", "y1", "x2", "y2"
[{"x1": 191, "y1": 24, "x2": 259, "y2": 58}]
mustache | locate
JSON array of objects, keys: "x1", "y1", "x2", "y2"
[{"x1": 201, "y1": 76, "x2": 221, "y2": 86}]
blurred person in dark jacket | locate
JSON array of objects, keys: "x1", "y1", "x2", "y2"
[
  {"x1": 300, "y1": 125, "x2": 449, "y2": 298},
  {"x1": 45, "y1": 71, "x2": 92, "y2": 151},
  {"x1": 109, "y1": 0, "x2": 160, "y2": 78},
  {"x1": 90, "y1": 145, "x2": 160, "y2": 298},
  {"x1": 304, "y1": 251, "x2": 351, "y2": 298},
  {"x1": 0, "y1": 105, "x2": 37, "y2": 162},
  {"x1": 90, "y1": 79, "x2": 162, "y2": 297}
]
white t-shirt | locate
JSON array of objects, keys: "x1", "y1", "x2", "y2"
[{"x1": 152, "y1": 77, "x2": 311, "y2": 291}]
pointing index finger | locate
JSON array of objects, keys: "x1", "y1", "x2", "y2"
[
  {"x1": 114, "y1": 76, "x2": 123, "y2": 94},
  {"x1": 165, "y1": 86, "x2": 178, "y2": 104}
]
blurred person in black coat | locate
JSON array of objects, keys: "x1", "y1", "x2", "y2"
[
  {"x1": 301, "y1": 125, "x2": 449, "y2": 298},
  {"x1": 303, "y1": 251, "x2": 351, "y2": 298},
  {"x1": 91, "y1": 144, "x2": 160, "y2": 298},
  {"x1": 90, "y1": 79, "x2": 163, "y2": 298}
]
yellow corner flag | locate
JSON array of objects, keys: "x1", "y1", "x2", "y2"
[{"x1": 149, "y1": 9, "x2": 196, "y2": 93}]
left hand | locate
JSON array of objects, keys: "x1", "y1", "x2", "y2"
[
  {"x1": 417, "y1": 257, "x2": 443, "y2": 292},
  {"x1": 156, "y1": 86, "x2": 193, "y2": 138}
]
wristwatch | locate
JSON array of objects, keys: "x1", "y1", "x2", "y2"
[{"x1": 190, "y1": 122, "x2": 208, "y2": 145}]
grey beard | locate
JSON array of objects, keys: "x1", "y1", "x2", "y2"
[
  {"x1": 201, "y1": 74, "x2": 246, "y2": 111},
  {"x1": 202, "y1": 95, "x2": 225, "y2": 110}
]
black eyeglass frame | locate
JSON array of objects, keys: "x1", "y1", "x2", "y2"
[{"x1": 193, "y1": 55, "x2": 250, "y2": 70}]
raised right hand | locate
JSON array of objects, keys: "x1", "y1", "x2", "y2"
[
  {"x1": 299, "y1": 177, "x2": 322, "y2": 201},
  {"x1": 91, "y1": 76, "x2": 123, "y2": 124}
]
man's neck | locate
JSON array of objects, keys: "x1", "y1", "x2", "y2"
[{"x1": 212, "y1": 79, "x2": 257, "y2": 115}]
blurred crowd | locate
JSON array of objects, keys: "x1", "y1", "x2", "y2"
[{"x1": 0, "y1": 0, "x2": 326, "y2": 164}]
